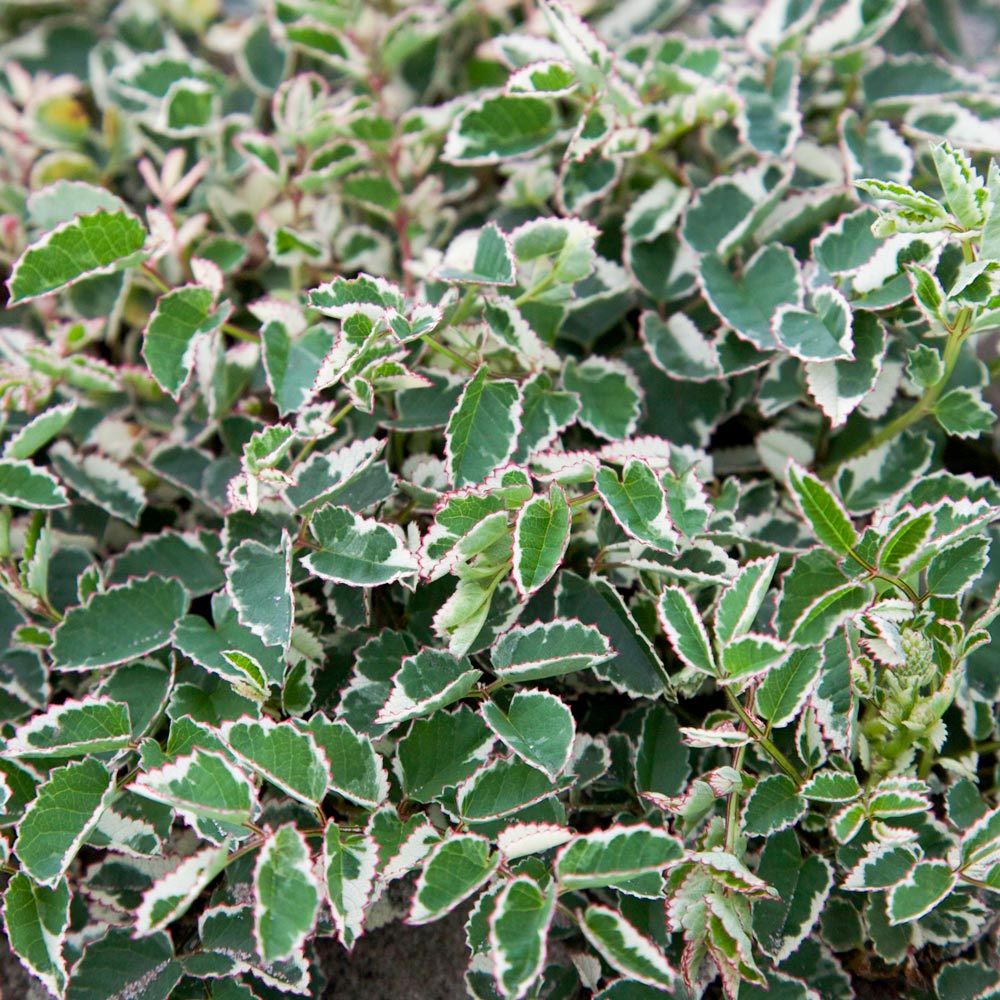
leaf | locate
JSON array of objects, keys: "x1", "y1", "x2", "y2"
[
  {"x1": 262, "y1": 322, "x2": 335, "y2": 417},
  {"x1": 714, "y1": 556, "x2": 779, "y2": 645},
  {"x1": 801, "y1": 771, "x2": 862, "y2": 803},
  {"x1": 437, "y1": 223, "x2": 517, "y2": 285},
  {"x1": 323, "y1": 822, "x2": 379, "y2": 949},
  {"x1": 130, "y1": 749, "x2": 258, "y2": 843},
  {"x1": 226, "y1": 533, "x2": 294, "y2": 650},
  {"x1": 658, "y1": 586, "x2": 717, "y2": 676},
  {"x1": 596, "y1": 459, "x2": 678, "y2": 552},
  {"x1": 773, "y1": 287, "x2": 854, "y2": 362},
  {"x1": 457, "y1": 756, "x2": 562, "y2": 822},
  {"x1": 481, "y1": 691, "x2": 575, "y2": 779},
  {"x1": 927, "y1": 535, "x2": 991, "y2": 598},
  {"x1": 513, "y1": 372, "x2": 581, "y2": 460},
  {"x1": 142, "y1": 285, "x2": 227, "y2": 398},
  {"x1": 445, "y1": 367, "x2": 523, "y2": 487},
  {"x1": 635, "y1": 705, "x2": 690, "y2": 798},
  {"x1": 699, "y1": 244, "x2": 801, "y2": 350},
  {"x1": 64, "y1": 928, "x2": 181, "y2": 1000},
  {"x1": 562, "y1": 357, "x2": 641, "y2": 441},
  {"x1": 556, "y1": 826, "x2": 684, "y2": 892},
  {"x1": 935, "y1": 388, "x2": 996, "y2": 438},
  {"x1": 489, "y1": 876, "x2": 557, "y2": 1000},
  {"x1": 0, "y1": 460, "x2": 68, "y2": 509},
  {"x1": 284, "y1": 436, "x2": 386, "y2": 512},
  {"x1": 512, "y1": 484, "x2": 570, "y2": 598},
  {"x1": 409, "y1": 834, "x2": 499, "y2": 924},
  {"x1": 786, "y1": 461, "x2": 858, "y2": 556},
  {"x1": 48, "y1": 444, "x2": 146, "y2": 525},
  {"x1": 7, "y1": 209, "x2": 148, "y2": 304},
  {"x1": 221, "y1": 718, "x2": 330, "y2": 808},
  {"x1": 254, "y1": 824, "x2": 320, "y2": 962},
  {"x1": 376, "y1": 648, "x2": 482, "y2": 726},
  {"x1": 107, "y1": 530, "x2": 224, "y2": 597},
  {"x1": 2, "y1": 873, "x2": 71, "y2": 997},
  {"x1": 50, "y1": 576, "x2": 189, "y2": 671},
  {"x1": 719, "y1": 634, "x2": 789, "y2": 684},
  {"x1": 4, "y1": 696, "x2": 131, "y2": 758},
  {"x1": 640, "y1": 311, "x2": 721, "y2": 382},
  {"x1": 742, "y1": 775, "x2": 806, "y2": 836},
  {"x1": 931, "y1": 141, "x2": 986, "y2": 229},
  {"x1": 580, "y1": 905, "x2": 678, "y2": 990},
  {"x1": 305, "y1": 715, "x2": 389, "y2": 808},
  {"x1": 14, "y1": 758, "x2": 115, "y2": 886},
  {"x1": 444, "y1": 95, "x2": 559, "y2": 165},
  {"x1": 3, "y1": 401, "x2": 76, "y2": 461},
  {"x1": 753, "y1": 829, "x2": 833, "y2": 961},
  {"x1": 135, "y1": 845, "x2": 232, "y2": 936},
  {"x1": 887, "y1": 861, "x2": 957, "y2": 925},
  {"x1": 490, "y1": 619, "x2": 613, "y2": 683},
  {"x1": 302, "y1": 504, "x2": 418, "y2": 586}
]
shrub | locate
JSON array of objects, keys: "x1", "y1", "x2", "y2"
[{"x1": 2, "y1": 1, "x2": 1000, "y2": 998}]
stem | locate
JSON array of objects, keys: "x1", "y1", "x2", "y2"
[
  {"x1": 420, "y1": 334, "x2": 478, "y2": 372},
  {"x1": 141, "y1": 263, "x2": 170, "y2": 292},
  {"x1": 847, "y1": 547, "x2": 921, "y2": 604},
  {"x1": 569, "y1": 490, "x2": 598, "y2": 508},
  {"x1": 222, "y1": 322, "x2": 260, "y2": 344},
  {"x1": 724, "y1": 687, "x2": 804, "y2": 785},
  {"x1": 0, "y1": 507, "x2": 10, "y2": 560},
  {"x1": 724, "y1": 744, "x2": 747, "y2": 855}
]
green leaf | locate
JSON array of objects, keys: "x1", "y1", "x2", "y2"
[
  {"x1": 3, "y1": 401, "x2": 76, "y2": 461},
  {"x1": 254, "y1": 824, "x2": 320, "y2": 962},
  {"x1": 65, "y1": 928, "x2": 181, "y2": 1000},
  {"x1": 49, "y1": 444, "x2": 146, "y2": 525},
  {"x1": 635, "y1": 705, "x2": 689, "y2": 798},
  {"x1": 107, "y1": 530, "x2": 224, "y2": 597},
  {"x1": 409, "y1": 834, "x2": 499, "y2": 924},
  {"x1": 512, "y1": 484, "x2": 570, "y2": 597},
  {"x1": 714, "y1": 556, "x2": 779, "y2": 645},
  {"x1": 130, "y1": 749, "x2": 257, "y2": 843},
  {"x1": 397, "y1": 706, "x2": 494, "y2": 802},
  {"x1": 0, "y1": 459, "x2": 68, "y2": 509},
  {"x1": 4, "y1": 696, "x2": 131, "y2": 758},
  {"x1": 927, "y1": 535, "x2": 991, "y2": 598},
  {"x1": 222, "y1": 718, "x2": 330, "y2": 808},
  {"x1": 639, "y1": 310, "x2": 721, "y2": 381},
  {"x1": 303, "y1": 504, "x2": 418, "y2": 586},
  {"x1": 699, "y1": 245, "x2": 801, "y2": 351},
  {"x1": 445, "y1": 367, "x2": 522, "y2": 487},
  {"x1": 562, "y1": 357, "x2": 641, "y2": 441},
  {"x1": 7, "y1": 209, "x2": 148, "y2": 304},
  {"x1": 284, "y1": 436, "x2": 385, "y2": 512},
  {"x1": 887, "y1": 860, "x2": 957, "y2": 925},
  {"x1": 262, "y1": 322, "x2": 335, "y2": 417},
  {"x1": 512, "y1": 372, "x2": 581, "y2": 461},
  {"x1": 305, "y1": 715, "x2": 389, "y2": 808},
  {"x1": 444, "y1": 95, "x2": 559, "y2": 165},
  {"x1": 489, "y1": 876, "x2": 557, "y2": 1000},
  {"x1": 490, "y1": 619, "x2": 613, "y2": 683},
  {"x1": 50, "y1": 576, "x2": 189, "y2": 671},
  {"x1": 376, "y1": 648, "x2": 482, "y2": 726},
  {"x1": 457, "y1": 756, "x2": 562, "y2": 822},
  {"x1": 753, "y1": 829, "x2": 833, "y2": 960},
  {"x1": 135, "y1": 845, "x2": 232, "y2": 937},
  {"x1": 773, "y1": 287, "x2": 853, "y2": 362},
  {"x1": 787, "y1": 461, "x2": 858, "y2": 556},
  {"x1": 226, "y1": 533, "x2": 294, "y2": 650},
  {"x1": 931, "y1": 141, "x2": 986, "y2": 230},
  {"x1": 802, "y1": 770, "x2": 862, "y2": 802},
  {"x1": 742, "y1": 775, "x2": 806, "y2": 836},
  {"x1": 15, "y1": 758, "x2": 115, "y2": 886},
  {"x1": 935, "y1": 388, "x2": 996, "y2": 438},
  {"x1": 580, "y1": 905, "x2": 678, "y2": 990},
  {"x1": 556, "y1": 825, "x2": 683, "y2": 892},
  {"x1": 437, "y1": 223, "x2": 517, "y2": 285},
  {"x1": 658, "y1": 586, "x2": 716, "y2": 676},
  {"x1": 719, "y1": 634, "x2": 789, "y2": 684},
  {"x1": 323, "y1": 822, "x2": 379, "y2": 949},
  {"x1": 142, "y1": 285, "x2": 227, "y2": 398},
  {"x1": 481, "y1": 691, "x2": 575, "y2": 779},
  {"x1": 596, "y1": 459, "x2": 678, "y2": 552},
  {"x1": 2, "y1": 873, "x2": 71, "y2": 997}
]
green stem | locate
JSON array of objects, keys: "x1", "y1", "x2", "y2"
[
  {"x1": 222, "y1": 322, "x2": 260, "y2": 344},
  {"x1": 141, "y1": 263, "x2": 170, "y2": 293},
  {"x1": 847, "y1": 547, "x2": 921, "y2": 604},
  {"x1": 569, "y1": 490, "x2": 598, "y2": 508},
  {"x1": 421, "y1": 333, "x2": 478, "y2": 372},
  {"x1": 0, "y1": 507, "x2": 10, "y2": 561},
  {"x1": 724, "y1": 744, "x2": 747, "y2": 855},
  {"x1": 724, "y1": 687, "x2": 804, "y2": 785}
]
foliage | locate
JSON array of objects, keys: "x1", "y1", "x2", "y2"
[{"x1": 2, "y1": 0, "x2": 1000, "y2": 998}]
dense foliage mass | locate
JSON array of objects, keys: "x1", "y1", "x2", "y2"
[{"x1": 3, "y1": 0, "x2": 1000, "y2": 997}]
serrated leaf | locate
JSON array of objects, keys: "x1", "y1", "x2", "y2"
[
  {"x1": 135, "y1": 844, "x2": 232, "y2": 936},
  {"x1": 742, "y1": 775, "x2": 806, "y2": 836},
  {"x1": 640, "y1": 311, "x2": 721, "y2": 381},
  {"x1": 284, "y1": 436, "x2": 385, "y2": 512},
  {"x1": 409, "y1": 834, "x2": 499, "y2": 924},
  {"x1": 887, "y1": 861, "x2": 956, "y2": 925},
  {"x1": 107, "y1": 530, "x2": 224, "y2": 597},
  {"x1": 596, "y1": 459, "x2": 678, "y2": 552},
  {"x1": 773, "y1": 287, "x2": 853, "y2": 362},
  {"x1": 226, "y1": 533, "x2": 294, "y2": 650},
  {"x1": 556, "y1": 826, "x2": 683, "y2": 892},
  {"x1": 935, "y1": 389, "x2": 996, "y2": 438},
  {"x1": 142, "y1": 285, "x2": 227, "y2": 398},
  {"x1": 513, "y1": 372, "x2": 581, "y2": 461},
  {"x1": 7, "y1": 209, "x2": 148, "y2": 304},
  {"x1": 715, "y1": 556, "x2": 779, "y2": 645},
  {"x1": 64, "y1": 928, "x2": 181, "y2": 1000},
  {"x1": 50, "y1": 576, "x2": 189, "y2": 671},
  {"x1": 787, "y1": 462, "x2": 858, "y2": 555},
  {"x1": 562, "y1": 357, "x2": 640, "y2": 441},
  {"x1": 580, "y1": 905, "x2": 677, "y2": 990},
  {"x1": 489, "y1": 876, "x2": 557, "y2": 1000},
  {"x1": 4, "y1": 697, "x2": 131, "y2": 758},
  {"x1": 305, "y1": 715, "x2": 389, "y2": 808},
  {"x1": 927, "y1": 535, "x2": 991, "y2": 598},
  {"x1": 3, "y1": 402, "x2": 76, "y2": 461},
  {"x1": 457, "y1": 756, "x2": 561, "y2": 821},
  {"x1": 446, "y1": 367, "x2": 522, "y2": 488},
  {"x1": 438, "y1": 223, "x2": 517, "y2": 285},
  {"x1": 0, "y1": 460, "x2": 68, "y2": 509},
  {"x1": 931, "y1": 141, "x2": 986, "y2": 230},
  {"x1": 254, "y1": 824, "x2": 320, "y2": 962},
  {"x1": 49, "y1": 444, "x2": 145, "y2": 525},
  {"x1": 481, "y1": 691, "x2": 575, "y2": 779},
  {"x1": 802, "y1": 771, "x2": 862, "y2": 803},
  {"x1": 323, "y1": 822, "x2": 378, "y2": 950},
  {"x1": 658, "y1": 586, "x2": 716, "y2": 676},
  {"x1": 490, "y1": 619, "x2": 613, "y2": 683},
  {"x1": 222, "y1": 718, "x2": 329, "y2": 808},
  {"x1": 2, "y1": 872, "x2": 71, "y2": 997},
  {"x1": 719, "y1": 634, "x2": 789, "y2": 684},
  {"x1": 512, "y1": 484, "x2": 570, "y2": 598},
  {"x1": 15, "y1": 758, "x2": 115, "y2": 886},
  {"x1": 262, "y1": 322, "x2": 335, "y2": 417},
  {"x1": 376, "y1": 648, "x2": 482, "y2": 726},
  {"x1": 302, "y1": 504, "x2": 418, "y2": 586},
  {"x1": 444, "y1": 95, "x2": 559, "y2": 165}
]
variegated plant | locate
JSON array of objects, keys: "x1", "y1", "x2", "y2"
[{"x1": 2, "y1": 1, "x2": 1000, "y2": 998}]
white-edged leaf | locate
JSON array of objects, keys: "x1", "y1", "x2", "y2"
[
  {"x1": 580, "y1": 905, "x2": 678, "y2": 990},
  {"x1": 787, "y1": 460, "x2": 858, "y2": 556},
  {"x1": 714, "y1": 556, "x2": 779, "y2": 645},
  {"x1": 512, "y1": 484, "x2": 570, "y2": 598},
  {"x1": 437, "y1": 223, "x2": 517, "y2": 285},
  {"x1": 323, "y1": 822, "x2": 379, "y2": 950},
  {"x1": 49, "y1": 443, "x2": 145, "y2": 525},
  {"x1": 135, "y1": 844, "x2": 232, "y2": 937},
  {"x1": 0, "y1": 460, "x2": 68, "y2": 509},
  {"x1": 2, "y1": 872, "x2": 71, "y2": 997},
  {"x1": 658, "y1": 586, "x2": 717, "y2": 676},
  {"x1": 490, "y1": 619, "x2": 614, "y2": 683},
  {"x1": 4, "y1": 697, "x2": 131, "y2": 758},
  {"x1": 226, "y1": 532, "x2": 294, "y2": 650},
  {"x1": 306, "y1": 715, "x2": 389, "y2": 809},
  {"x1": 562, "y1": 357, "x2": 641, "y2": 441},
  {"x1": 719, "y1": 634, "x2": 789, "y2": 685},
  {"x1": 481, "y1": 690, "x2": 575, "y2": 779},
  {"x1": 456, "y1": 755, "x2": 562, "y2": 821},
  {"x1": 376, "y1": 648, "x2": 482, "y2": 727},
  {"x1": 489, "y1": 876, "x2": 557, "y2": 1000},
  {"x1": 556, "y1": 826, "x2": 684, "y2": 892},
  {"x1": 887, "y1": 860, "x2": 956, "y2": 925},
  {"x1": 496, "y1": 823, "x2": 573, "y2": 860},
  {"x1": 743, "y1": 775, "x2": 807, "y2": 836},
  {"x1": 409, "y1": 834, "x2": 499, "y2": 925},
  {"x1": 596, "y1": 459, "x2": 678, "y2": 552}
]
